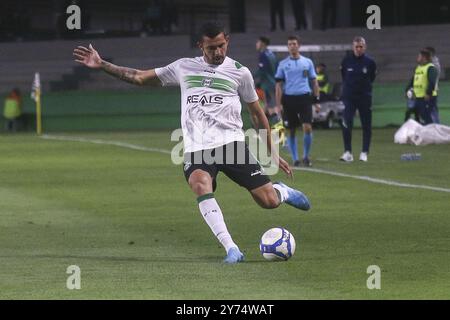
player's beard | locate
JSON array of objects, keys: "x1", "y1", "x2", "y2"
[{"x1": 211, "y1": 55, "x2": 225, "y2": 65}]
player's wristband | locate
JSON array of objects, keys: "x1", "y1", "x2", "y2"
[{"x1": 313, "y1": 96, "x2": 320, "y2": 103}]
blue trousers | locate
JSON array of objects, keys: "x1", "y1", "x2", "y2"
[
  {"x1": 342, "y1": 96, "x2": 372, "y2": 153},
  {"x1": 429, "y1": 96, "x2": 440, "y2": 124},
  {"x1": 414, "y1": 98, "x2": 433, "y2": 125}
]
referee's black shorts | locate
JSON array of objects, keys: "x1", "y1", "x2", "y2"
[
  {"x1": 281, "y1": 94, "x2": 313, "y2": 128},
  {"x1": 183, "y1": 141, "x2": 271, "y2": 192}
]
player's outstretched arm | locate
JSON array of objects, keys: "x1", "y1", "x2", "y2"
[{"x1": 73, "y1": 44, "x2": 160, "y2": 86}]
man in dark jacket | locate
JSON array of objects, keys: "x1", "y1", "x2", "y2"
[{"x1": 340, "y1": 36, "x2": 377, "y2": 162}]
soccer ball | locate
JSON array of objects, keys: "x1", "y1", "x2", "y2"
[{"x1": 259, "y1": 227, "x2": 296, "y2": 261}]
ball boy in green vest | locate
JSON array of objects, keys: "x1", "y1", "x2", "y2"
[{"x1": 405, "y1": 49, "x2": 438, "y2": 125}]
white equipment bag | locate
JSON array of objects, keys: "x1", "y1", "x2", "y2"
[{"x1": 394, "y1": 119, "x2": 450, "y2": 145}]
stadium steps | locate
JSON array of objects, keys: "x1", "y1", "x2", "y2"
[
  {"x1": 1, "y1": 24, "x2": 449, "y2": 93},
  {"x1": 230, "y1": 24, "x2": 450, "y2": 83}
]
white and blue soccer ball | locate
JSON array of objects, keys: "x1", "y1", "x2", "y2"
[{"x1": 260, "y1": 227, "x2": 296, "y2": 261}]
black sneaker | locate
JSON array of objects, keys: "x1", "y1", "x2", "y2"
[
  {"x1": 293, "y1": 160, "x2": 301, "y2": 167},
  {"x1": 302, "y1": 157, "x2": 312, "y2": 167}
]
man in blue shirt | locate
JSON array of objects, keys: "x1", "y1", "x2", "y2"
[
  {"x1": 340, "y1": 36, "x2": 377, "y2": 162},
  {"x1": 254, "y1": 36, "x2": 279, "y2": 123},
  {"x1": 275, "y1": 36, "x2": 320, "y2": 167}
]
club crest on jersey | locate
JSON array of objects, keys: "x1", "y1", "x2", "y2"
[
  {"x1": 362, "y1": 67, "x2": 368, "y2": 74},
  {"x1": 202, "y1": 78, "x2": 213, "y2": 87}
]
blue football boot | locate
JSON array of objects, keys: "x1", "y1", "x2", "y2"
[
  {"x1": 223, "y1": 247, "x2": 244, "y2": 264},
  {"x1": 274, "y1": 181, "x2": 311, "y2": 211}
]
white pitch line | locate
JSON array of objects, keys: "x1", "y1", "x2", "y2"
[
  {"x1": 41, "y1": 134, "x2": 450, "y2": 193},
  {"x1": 41, "y1": 134, "x2": 172, "y2": 154},
  {"x1": 293, "y1": 167, "x2": 450, "y2": 193}
]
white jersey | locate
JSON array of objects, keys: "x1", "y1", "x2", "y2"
[{"x1": 155, "y1": 56, "x2": 258, "y2": 153}]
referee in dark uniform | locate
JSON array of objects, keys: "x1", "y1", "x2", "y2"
[{"x1": 340, "y1": 36, "x2": 377, "y2": 162}]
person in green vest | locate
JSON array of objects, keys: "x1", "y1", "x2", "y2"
[
  {"x1": 405, "y1": 49, "x2": 438, "y2": 125},
  {"x1": 3, "y1": 88, "x2": 22, "y2": 132},
  {"x1": 315, "y1": 63, "x2": 331, "y2": 100},
  {"x1": 425, "y1": 46, "x2": 441, "y2": 123}
]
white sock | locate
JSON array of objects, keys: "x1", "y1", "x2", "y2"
[
  {"x1": 273, "y1": 183, "x2": 288, "y2": 202},
  {"x1": 198, "y1": 194, "x2": 237, "y2": 253}
]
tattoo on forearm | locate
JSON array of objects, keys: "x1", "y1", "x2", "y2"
[{"x1": 101, "y1": 60, "x2": 140, "y2": 85}]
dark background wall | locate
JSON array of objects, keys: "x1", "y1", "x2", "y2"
[
  {"x1": 1, "y1": 0, "x2": 449, "y2": 43},
  {"x1": 350, "y1": 0, "x2": 450, "y2": 27}
]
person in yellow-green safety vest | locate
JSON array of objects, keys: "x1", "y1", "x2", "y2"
[
  {"x1": 425, "y1": 46, "x2": 441, "y2": 124},
  {"x1": 315, "y1": 63, "x2": 331, "y2": 100},
  {"x1": 405, "y1": 49, "x2": 438, "y2": 125},
  {"x1": 3, "y1": 88, "x2": 22, "y2": 132}
]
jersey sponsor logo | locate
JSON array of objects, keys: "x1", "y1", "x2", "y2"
[
  {"x1": 186, "y1": 94, "x2": 224, "y2": 105},
  {"x1": 183, "y1": 161, "x2": 192, "y2": 171}
]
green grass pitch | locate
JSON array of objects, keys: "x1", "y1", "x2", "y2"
[{"x1": 0, "y1": 128, "x2": 449, "y2": 299}]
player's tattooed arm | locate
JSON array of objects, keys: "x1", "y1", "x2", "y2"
[
  {"x1": 73, "y1": 44, "x2": 160, "y2": 86},
  {"x1": 101, "y1": 62, "x2": 161, "y2": 86},
  {"x1": 100, "y1": 61, "x2": 141, "y2": 85}
]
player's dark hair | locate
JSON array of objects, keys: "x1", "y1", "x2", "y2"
[
  {"x1": 287, "y1": 35, "x2": 300, "y2": 43},
  {"x1": 420, "y1": 49, "x2": 432, "y2": 61},
  {"x1": 198, "y1": 22, "x2": 227, "y2": 41},
  {"x1": 318, "y1": 63, "x2": 327, "y2": 69},
  {"x1": 259, "y1": 36, "x2": 270, "y2": 45},
  {"x1": 425, "y1": 46, "x2": 436, "y2": 56}
]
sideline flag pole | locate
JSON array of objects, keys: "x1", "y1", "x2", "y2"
[{"x1": 31, "y1": 72, "x2": 42, "y2": 135}]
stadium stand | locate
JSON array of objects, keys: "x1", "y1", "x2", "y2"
[
  {"x1": 1, "y1": 24, "x2": 449, "y2": 94},
  {"x1": 1, "y1": 0, "x2": 449, "y2": 132}
]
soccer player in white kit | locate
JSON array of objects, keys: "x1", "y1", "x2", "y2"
[{"x1": 73, "y1": 22, "x2": 310, "y2": 264}]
